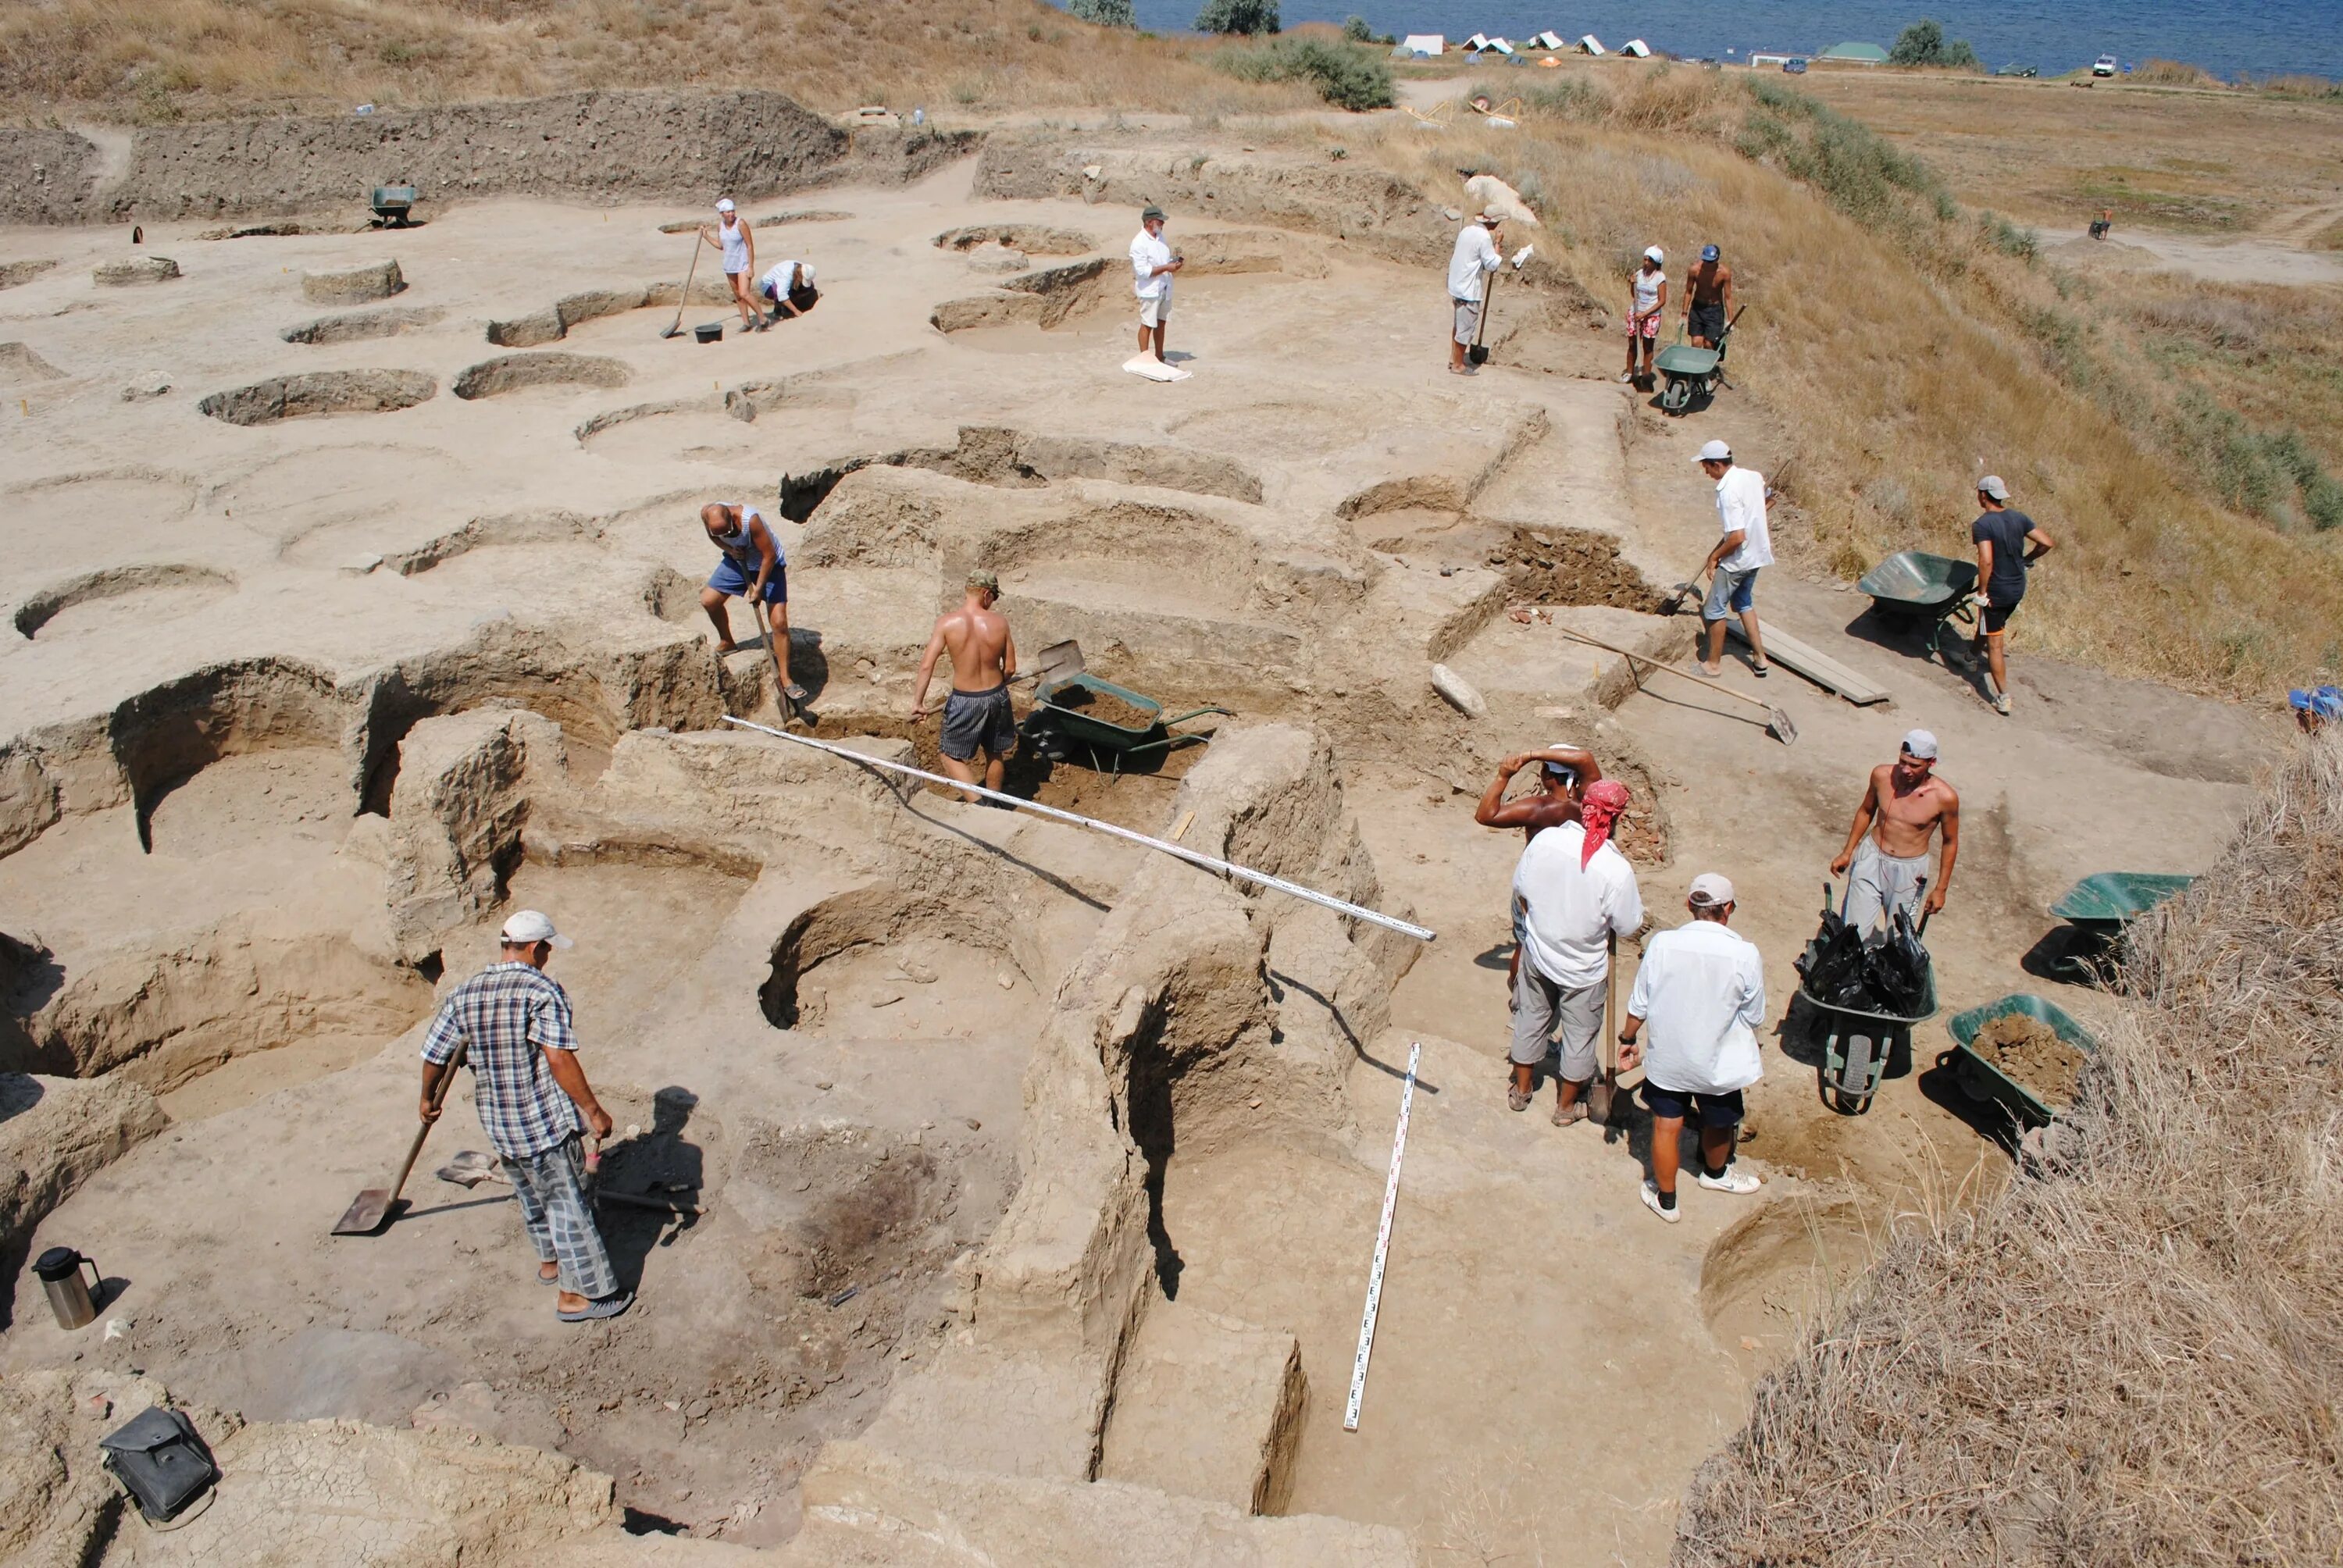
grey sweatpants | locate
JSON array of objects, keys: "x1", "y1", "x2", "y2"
[
  {"x1": 503, "y1": 1134, "x2": 616, "y2": 1299},
  {"x1": 1510, "y1": 961, "x2": 1607, "y2": 1079},
  {"x1": 1844, "y1": 837, "x2": 1928, "y2": 943}
]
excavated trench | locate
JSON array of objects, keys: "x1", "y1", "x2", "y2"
[
  {"x1": 760, "y1": 889, "x2": 1043, "y2": 1039},
  {"x1": 198, "y1": 369, "x2": 437, "y2": 426},
  {"x1": 933, "y1": 223, "x2": 1097, "y2": 256},
  {"x1": 453, "y1": 352, "x2": 630, "y2": 401},
  {"x1": 280, "y1": 306, "x2": 445, "y2": 344},
  {"x1": 13, "y1": 563, "x2": 234, "y2": 639}
]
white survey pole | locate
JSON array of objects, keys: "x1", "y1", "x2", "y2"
[
  {"x1": 1345, "y1": 1039, "x2": 1421, "y2": 1431},
  {"x1": 721, "y1": 715, "x2": 1435, "y2": 943}
]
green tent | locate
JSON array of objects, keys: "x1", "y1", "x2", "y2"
[{"x1": 1817, "y1": 41, "x2": 1890, "y2": 63}]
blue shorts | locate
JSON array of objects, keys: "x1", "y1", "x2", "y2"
[
  {"x1": 709, "y1": 558, "x2": 786, "y2": 604},
  {"x1": 1640, "y1": 1082, "x2": 1746, "y2": 1129},
  {"x1": 1703, "y1": 566, "x2": 1757, "y2": 621}
]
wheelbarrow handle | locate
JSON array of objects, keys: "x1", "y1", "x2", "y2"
[{"x1": 1158, "y1": 705, "x2": 1233, "y2": 729}]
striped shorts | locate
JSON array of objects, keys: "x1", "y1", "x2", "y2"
[{"x1": 503, "y1": 1135, "x2": 617, "y2": 1299}]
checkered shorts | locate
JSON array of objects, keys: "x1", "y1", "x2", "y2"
[{"x1": 504, "y1": 1135, "x2": 616, "y2": 1299}]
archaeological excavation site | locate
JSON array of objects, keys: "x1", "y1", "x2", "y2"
[{"x1": 1, "y1": 52, "x2": 2329, "y2": 1568}]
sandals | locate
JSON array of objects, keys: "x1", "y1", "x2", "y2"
[
  {"x1": 1750, "y1": 662, "x2": 1771, "y2": 679},
  {"x1": 1507, "y1": 1085, "x2": 1532, "y2": 1113},
  {"x1": 558, "y1": 1290, "x2": 635, "y2": 1324},
  {"x1": 538, "y1": 1265, "x2": 559, "y2": 1288},
  {"x1": 783, "y1": 683, "x2": 809, "y2": 704},
  {"x1": 1551, "y1": 1099, "x2": 1588, "y2": 1128}
]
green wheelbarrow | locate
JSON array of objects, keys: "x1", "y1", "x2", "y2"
[
  {"x1": 1945, "y1": 992, "x2": 2099, "y2": 1131},
  {"x1": 1857, "y1": 550, "x2": 1979, "y2": 664},
  {"x1": 1652, "y1": 307, "x2": 1741, "y2": 415},
  {"x1": 2040, "y1": 871, "x2": 2195, "y2": 984},
  {"x1": 1031, "y1": 672, "x2": 1229, "y2": 775}
]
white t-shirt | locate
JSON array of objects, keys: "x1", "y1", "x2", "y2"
[
  {"x1": 758, "y1": 259, "x2": 805, "y2": 298},
  {"x1": 1714, "y1": 464, "x2": 1774, "y2": 572},
  {"x1": 1448, "y1": 223, "x2": 1500, "y2": 302},
  {"x1": 717, "y1": 216, "x2": 751, "y2": 274},
  {"x1": 1131, "y1": 229, "x2": 1174, "y2": 300},
  {"x1": 1625, "y1": 918, "x2": 1767, "y2": 1096},
  {"x1": 1632, "y1": 265, "x2": 1665, "y2": 318},
  {"x1": 1512, "y1": 823, "x2": 1643, "y2": 989}
]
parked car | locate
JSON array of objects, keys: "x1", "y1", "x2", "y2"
[
  {"x1": 2092, "y1": 54, "x2": 2118, "y2": 77},
  {"x1": 1995, "y1": 62, "x2": 2038, "y2": 78},
  {"x1": 1783, "y1": 57, "x2": 1809, "y2": 73}
]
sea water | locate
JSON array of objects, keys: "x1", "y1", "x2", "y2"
[{"x1": 1129, "y1": 0, "x2": 2340, "y2": 82}]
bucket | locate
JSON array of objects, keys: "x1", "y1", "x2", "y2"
[
  {"x1": 34, "y1": 1246, "x2": 102, "y2": 1331},
  {"x1": 694, "y1": 323, "x2": 723, "y2": 344}
]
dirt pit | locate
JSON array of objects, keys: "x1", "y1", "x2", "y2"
[
  {"x1": 782, "y1": 934, "x2": 1036, "y2": 1039},
  {"x1": 1971, "y1": 1014, "x2": 2086, "y2": 1105},
  {"x1": 144, "y1": 745, "x2": 351, "y2": 857},
  {"x1": 1489, "y1": 525, "x2": 1665, "y2": 611},
  {"x1": 453, "y1": 351, "x2": 630, "y2": 401},
  {"x1": 198, "y1": 369, "x2": 437, "y2": 426},
  {"x1": 1700, "y1": 1196, "x2": 1879, "y2": 1374},
  {"x1": 280, "y1": 306, "x2": 446, "y2": 344},
  {"x1": 1047, "y1": 684, "x2": 1158, "y2": 732}
]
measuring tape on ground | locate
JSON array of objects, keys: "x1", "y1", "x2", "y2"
[{"x1": 1344, "y1": 1039, "x2": 1421, "y2": 1432}]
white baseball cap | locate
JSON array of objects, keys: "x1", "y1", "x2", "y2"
[
  {"x1": 1901, "y1": 729, "x2": 1939, "y2": 761},
  {"x1": 1688, "y1": 873, "x2": 1735, "y2": 907},
  {"x1": 500, "y1": 910, "x2": 573, "y2": 949},
  {"x1": 1694, "y1": 439, "x2": 1731, "y2": 463},
  {"x1": 797, "y1": 261, "x2": 816, "y2": 286},
  {"x1": 1643, "y1": 245, "x2": 1664, "y2": 263},
  {"x1": 715, "y1": 198, "x2": 736, "y2": 213},
  {"x1": 1977, "y1": 475, "x2": 2010, "y2": 500}
]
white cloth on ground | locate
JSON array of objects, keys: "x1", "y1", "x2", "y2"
[
  {"x1": 1714, "y1": 463, "x2": 1774, "y2": 571},
  {"x1": 1511, "y1": 822, "x2": 1642, "y2": 989},
  {"x1": 1448, "y1": 223, "x2": 1501, "y2": 302},
  {"x1": 1625, "y1": 918, "x2": 1767, "y2": 1096}
]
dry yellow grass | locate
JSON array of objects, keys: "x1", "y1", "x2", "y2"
[
  {"x1": 0, "y1": 0, "x2": 1307, "y2": 122},
  {"x1": 1357, "y1": 66, "x2": 2343, "y2": 692},
  {"x1": 1678, "y1": 734, "x2": 2343, "y2": 1564}
]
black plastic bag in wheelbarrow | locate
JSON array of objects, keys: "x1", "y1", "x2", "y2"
[
  {"x1": 1866, "y1": 907, "x2": 1933, "y2": 1017},
  {"x1": 1797, "y1": 883, "x2": 1872, "y2": 1008}
]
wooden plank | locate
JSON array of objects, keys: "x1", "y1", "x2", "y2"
[{"x1": 1728, "y1": 622, "x2": 1892, "y2": 706}]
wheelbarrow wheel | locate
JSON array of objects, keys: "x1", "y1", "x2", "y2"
[
  {"x1": 1659, "y1": 376, "x2": 1692, "y2": 415},
  {"x1": 1834, "y1": 1029, "x2": 1878, "y2": 1114}
]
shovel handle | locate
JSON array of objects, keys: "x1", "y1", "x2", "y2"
[
  {"x1": 1553, "y1": 625, "x2": 1778, "y2": 717},
  {"x1": 390, "y1": 1039, "x2": 467, "y2": 1210}
]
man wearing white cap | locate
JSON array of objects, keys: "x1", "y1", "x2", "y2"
[
  {"x1": 1623, "y1": 244, "x2": 1666, "y2": 384},
  {"x1": 1618, "y1": 873, "x2": 1767, "y2": 1221},
  {"x1": 1448, "y1": 207, "x2": 1504, "y2": 375},
  {"x1": 1830, "y1": 730, "x2": 1960, "y2": 940},
  {"x1": 1970, "y1": 475, "x2": 2054, "y2": 716},
  {"x1": 419, "y1": 911, "x2": 630, "y2": 1323},
  {"x1": 700, "y1": 198, "x2": 759, "y2": 333},
  {"x1": 1693, "y1": 439, "x2": 1773, "y2": 677},
  {"x1": 756, "y1": 258, "x2": 819, "y2": 326}
]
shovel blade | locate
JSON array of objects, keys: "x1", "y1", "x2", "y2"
[
  {"x1": 1586, "y1": 1077, "x2": 1614, "y2": 1126},
  {"x1": 1769, "y1": 707, "x2": 1799, "y2": 746},
  {"x1": 330, "y1": 1188, "x2": 394, "y2": 1236},
  {"x1": 1032, "y1": 639, "x2": 1083, "y2": 686}
]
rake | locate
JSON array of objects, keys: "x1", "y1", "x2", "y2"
[{"x1": 1556, "y1": 625, "x2": 1798, "y2": 746}]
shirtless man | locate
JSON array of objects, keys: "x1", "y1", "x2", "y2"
[
  {"x1": 698, "y1": 501, "x2": 804, "y2": 703},
  {"x1": 911, "y1": 570, "x2": 1018, "y2": 801},
  {"x1": 1683, "y1": 244, "x2": 1735, "y2": 349},
  {"x1": 1829, "y1": 729, "x2": 1960, "y2": 940}
]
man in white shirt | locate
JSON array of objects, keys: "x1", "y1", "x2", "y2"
[
  {"x1": 1508, "y1": 781, "x2": 1642, "y2": 1126},
  {"x1": 1618, "y1": 874, "x2": 1767, "y2": 1223},
  {"x1": 1693, "y1": 438, "x2": 1774, "y2": 678},
  {"x1": 1447, "y1": 208, "x2": 1503, "y2": 376},
  {"x1": 1130, "y1": 205, "x2": 1182, "y2": 364}
]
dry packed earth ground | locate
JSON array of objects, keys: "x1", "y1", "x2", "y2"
[{"x1": 0, "y1": 123, "x2": 2288, "y2": 1563}]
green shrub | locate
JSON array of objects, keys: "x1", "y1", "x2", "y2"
[
  {"x1": 1065, "y1": 0, "x2": 1136, "y2": 26},
  {"x1": 1889, "y1": 20, "x2": 1980, "y2": 69},
  {"x1": 1213, "y1": 37, "x2": 1393, "y2": 110},
  {"x1": 2171, "y1": 389, "x2": 2343, "y2": 530},
  {"x1": 1979, "y1": 210, "x2": 2038, "y2": 261},
  {"x1": 1342, "y1": 13, "x2": 1370, "y2": 41},
  {"x1": 1195, "y1": 0, "x2": 1278, "y2": 35}
]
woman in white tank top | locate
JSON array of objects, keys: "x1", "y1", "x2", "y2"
[{"x1": 701, "y1": 198, "x2": 761, "y2": 332}]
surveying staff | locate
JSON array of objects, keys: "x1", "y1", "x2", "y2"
[
  {"x1": 1970, "y1": 475, "x2": 2054, "y2": 717},
  {"x1": 912, "y1": 570, "x2": 1019, "y2": 802},
  {"x1": 1448, "y1": 208, "x2": 1503, "y2": 376},
  {"x1": 420, "y1": 911, "x2": 630, "y2": 1322},
  {"x1": 701, "y1": 198, "x2": 760, "y2": 333},
  {"x1": 1618, "y1": 874, "x2": 1766, "y2": 1223},
  {"x1": 1829, "y1": 729, "x2": 1960, "y2": 939},
  {"x1": 1507, "y1": 779, "x2": 1641, "y2": 1127}
]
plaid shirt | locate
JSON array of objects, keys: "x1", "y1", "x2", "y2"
[{"x1": 421, "y1": 962, "x2": 583, "y2": 1160}]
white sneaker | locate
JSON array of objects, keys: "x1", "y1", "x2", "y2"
[
  {"x1": 1640, "y1": 1179, "x2": 1681, "y2": 1223},
  {"x1": 1696, "y1": 1166, "x2": 1763, "y2": 1195}
]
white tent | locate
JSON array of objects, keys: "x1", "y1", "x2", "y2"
[
  {"x1": 1576, "y1": 34, "x2": 1606, "y2": 55},
  {"x1": 1529, "y1": 30, "x2": 1566, "y2": 51},
  {"x1": 1621, "y1": 38, "x2": 1652, "y2": 56},
  {"x1": 1483, "y1": 36, "x2": 1515, "y2": 54},
  {"x1": 1464, "y1": 32, "x2": 1490, "y2": 50},
  {"x1": 1400, "y1": 34, "x2": 1445, "y2": 56}
]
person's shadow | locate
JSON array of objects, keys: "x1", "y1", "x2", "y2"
[{"x1": 594, "y1": 1087, "x2": 707, "y2": 1289}]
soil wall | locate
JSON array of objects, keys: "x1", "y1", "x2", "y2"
[{"x1": 0, "y1": 91, "x2": 858, "y2": 224}]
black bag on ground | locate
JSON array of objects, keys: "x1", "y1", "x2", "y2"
[
  {"x1": 99, "y1": 1406, "x2": 218, "y2": 1526},
  {"x1": 1866, "y1": 907, "x2": 1932, "y2": 1016}
]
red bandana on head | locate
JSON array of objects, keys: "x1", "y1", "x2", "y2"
[{"x1": 1580, "y1": 780, "x2": 1630, "y2": 867}]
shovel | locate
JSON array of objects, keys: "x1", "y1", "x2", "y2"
[
  {"x1": 1467, "y1": 269, "x2": 1498, "y2": 367},
  {"x1": 1588, "y1": 932, "x2": 1618, "y2": 1125},
  {"x1": 1554, "y1": 625, "x2": 1799, "y2": 746},
  {"x1": 1009, "y1": 638, "x2": 1084, "y2": 693},
  {"x1": 1660, "y1": 568, "x2": 1707, "y2": 617},
  {"x1": 754, "y1": 593, "x2": 804, "y2": 727},
  {"x1": 660, "y1": 232, "x2": 705, "y2": 340},
  {"x1": 333, "y1": 1039, "x2": 465, "y2": 1235}
]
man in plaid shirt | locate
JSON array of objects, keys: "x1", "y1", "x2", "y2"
[{"x1": 421, "y1": 910, "x2": 631, "y2": 1322}]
